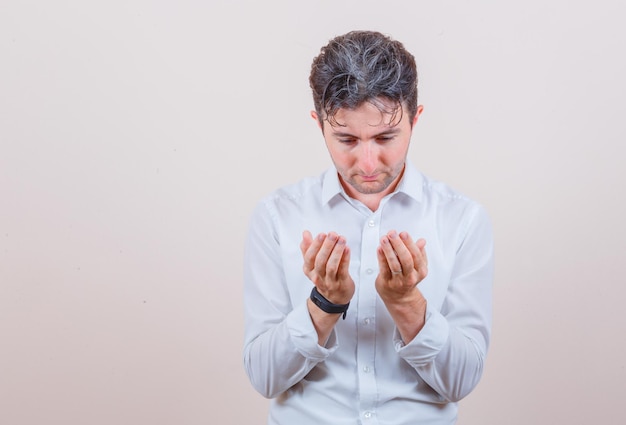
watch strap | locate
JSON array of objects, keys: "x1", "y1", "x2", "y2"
[{"x1": 310, "y1": 286, "x2": 350, "y2": 320}]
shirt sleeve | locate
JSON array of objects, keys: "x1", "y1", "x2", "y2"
[
  {"x1": 394, "y1": 203, "x2": 494, "y2": 402},
  {"x1": 242, "y1": 199, "x2": 338, "y2": 399}
]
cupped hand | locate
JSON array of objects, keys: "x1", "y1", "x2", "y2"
[
  {"x1": 300, "y1": 230, "x2": 355, "y2": 305},
  {"x1": 375, "y1": 230, "x2": 428, "y2": 301}
]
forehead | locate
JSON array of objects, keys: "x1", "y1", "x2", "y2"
[{"x1": 327, "y1": 101, "x2": 406, "y2": 131}]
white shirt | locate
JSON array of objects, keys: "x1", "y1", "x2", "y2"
[{"x1": 243, "y1": 162, "x2": 494, "y2": 425}]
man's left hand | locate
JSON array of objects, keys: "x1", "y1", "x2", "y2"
[{"x1": 375, "y1": 230, "x2": 429, "y2": 342}]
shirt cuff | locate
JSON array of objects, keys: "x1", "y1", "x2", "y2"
[
  {"x1": 285, "y1": 300, "x2": 338, "y2": 361},
  {"x1": 394, "y1": 305, "x2": 449, "y2": 365}
]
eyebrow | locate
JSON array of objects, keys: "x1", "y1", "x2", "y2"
[{"x1": 331, "y1": 127, "x2": 402, "y2": 138}]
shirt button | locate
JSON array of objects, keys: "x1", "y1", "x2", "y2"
[
  {"x1": 363, "y1": 318, "x2": 371, "y2": 325},
  {"x1": 366, "y1": 268, "x2": 373, "y2": 274},
  {"x1": 368, "y1": 220, "x2": 375, "y2": 227},
  {"x1": 363, "y1": 411, "x2": 372, "y2": 419},
  {"x1": 363, "y1": 366, "x2": 371, "y2": 373}
]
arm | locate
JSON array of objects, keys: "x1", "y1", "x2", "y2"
[
  {"x1": 242, "y1": 202, "x2": 354, "y2": 398},
  {"x1": 376, "y1": 206, "x2": 494, "y2": 402},
  {"x1": 375, "y1": 230, "x2": 429, "y2": 343},
  {"x1": 301, "y1": 230, "x2": 355, "y2": 345}
]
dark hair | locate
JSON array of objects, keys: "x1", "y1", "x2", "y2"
[{"x1": 309, "y1": 30, "x2": 418, "y2": 127}]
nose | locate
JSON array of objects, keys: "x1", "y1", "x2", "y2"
[{"x1": 358, "y1": 142, "x2": 378, "y2": 174}]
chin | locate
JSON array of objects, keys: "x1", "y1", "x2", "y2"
[{"x1": 353, "y1": 182, "x2": 388, "y2": 195}]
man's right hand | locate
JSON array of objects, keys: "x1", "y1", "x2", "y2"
[
  {"x1": 300, "y1": 231, "x2": 355, "y2": 305},
  {"x1": 300, "y1": 231, "x2": 355, "y2": 345}
]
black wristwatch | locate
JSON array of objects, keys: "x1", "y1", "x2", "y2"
[{"x1": 310, "y1": 286, "x2": 350, "y2": 320}]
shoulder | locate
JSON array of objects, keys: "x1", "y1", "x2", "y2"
[
  {"x1": 420, "y1": 173, "x2": 491, "y2": 225},
  {"x1": 253, "y1": 171, "x2": 327, "y2": 219},
  {"x1": 414, "y1": 174, "x2": 494, "y2": 252},
  {"x1": 422, "y1": 174, "x2": 471, "y2": 203},
  {"x1": 264, "y1": 174, "x2": 323, "y2": 205}
]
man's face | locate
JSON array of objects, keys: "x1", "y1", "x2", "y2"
[{"x1": 313, "y1": 101, "x2": 422, "y2": 204}]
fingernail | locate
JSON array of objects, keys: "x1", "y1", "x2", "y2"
[{"x1": 389, "y1": 231, "x2": 397, "y2": 239}]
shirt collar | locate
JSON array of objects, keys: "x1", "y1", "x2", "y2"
[
  {"x1": 395, "y1": 160, "x2": 424, "y2": 203},
  {"x1": 321, "y1": 167, "x2": 344, "y2": 205},
  {"x1": 321, "y1": 160, "x2": 424, "y2": 205}
]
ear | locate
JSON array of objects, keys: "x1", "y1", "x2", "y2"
[
  {"x1": 412, "y1": 105, "x2": 424, "y2": 127},
  {"x1": 310, "y1": 110, "x2": 324, "y2": 131}
]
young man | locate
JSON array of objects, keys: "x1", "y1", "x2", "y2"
[{"x1": 243, "y1": 30, "x2": 494, "y2": 424}]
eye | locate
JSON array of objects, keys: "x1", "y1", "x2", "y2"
[
  {"x1": 338, "y1": 138, "x2": 357, "y2": 144},
  {"x1": 376, "y1": 135, "x2": 395, "y2": 143}
]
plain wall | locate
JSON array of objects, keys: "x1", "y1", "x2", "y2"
[{"x1": 1, "y1": 1, "x2": 625, "y2": 424}]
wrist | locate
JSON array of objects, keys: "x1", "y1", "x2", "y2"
[
  {"x1": 310, "y1": 286, "x2": 350, "y2": 319},
  {"x1": 379, "y1": 288, "x2": 427, "y2": 343},
  {"x1": 378, "y1": 287, "x2": 427, "y2": 321}
]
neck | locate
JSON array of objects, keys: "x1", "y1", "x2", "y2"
[
  {"x1": 360, "y1": 194, "x2": 383, "y2": 212},
  {"x1": 342, "y1": 170, "x2": 405, "y2": 212}
]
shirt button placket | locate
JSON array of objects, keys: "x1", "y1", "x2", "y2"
[{"x1": 357, "y1": 213, "x2": 380, "y2": 421}]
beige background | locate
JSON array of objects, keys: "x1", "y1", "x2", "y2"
[{"x1": 1, "y1": 1, "x2": 625, "y2": 424}]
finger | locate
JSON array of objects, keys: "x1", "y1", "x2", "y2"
[
  {"x1": 314, "y1": 232, "x2": 340, "y2": 272},
  {"x1": 325, "y1": 236, "x2": 348, "y2": 278},
  {"x1": 398, "y1": 232, "x2": 428, "y2": 270},
  {"x1": 376, "y1": 244, "x2": 393, "y2": 277},
  {"x1": 415, "y1": 238, "x2": 428, "y2": 275},
  {"x1": 300, "y1": 230, "x2": 313, "y2": 257},
  {"x1": 302, "y1": 232, "x2": 326, "y2": 272},
  {"x1": 387, "y1": 231, "x2": 415, "y2": 274},
  {"x1": 397, "y1": 231, "x2": 419, "y2": 267},
  {"x1": 380, "y1": 234, "x2": 403, "y2": 275},
  {"x1": 416, "y1": 238, "x2": 427, "y2": 257},
  {"x1": 337, "y1": 244, "x2": 351, "y2": 278}
]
